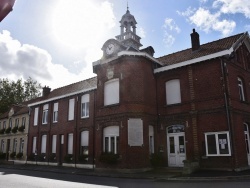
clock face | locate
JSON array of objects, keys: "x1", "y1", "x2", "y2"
[{"x1": 106, "y1": 43, "x2": 115, "y2": 55}]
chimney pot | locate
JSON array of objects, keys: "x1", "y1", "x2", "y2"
[{"x1": 191, "y1": 28, "x2": 200, "y2": 51}]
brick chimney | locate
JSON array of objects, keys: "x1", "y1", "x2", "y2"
[
  {"x1": 190, "y1": 29, "x2": 200, "y2": 51},
  {"x1": 42, "y1": 86, "x2": 51, "y2": 97}
]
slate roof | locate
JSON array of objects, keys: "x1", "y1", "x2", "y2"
[{"x1": 157, "y1": 33, "x2": 245, "y2": 66}]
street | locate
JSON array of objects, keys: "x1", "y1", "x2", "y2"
[{"x1": 1, "y1": 167, "x2": 250, "y2": 188}]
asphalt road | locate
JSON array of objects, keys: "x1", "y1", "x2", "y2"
[{"x1": 1, "y1": 167, "x2": 250, "y2": 188}]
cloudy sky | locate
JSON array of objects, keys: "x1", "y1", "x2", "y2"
[{"x1": 1, "y1": 0, "x2": 250, "y2": 89}]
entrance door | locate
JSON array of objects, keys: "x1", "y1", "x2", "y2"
[
  {"x1": 167, "y1": 125, "x2": 186, "y2": 167},
  {"x1": 244, "y1": 123, "x2": 250, "y2": 165}
]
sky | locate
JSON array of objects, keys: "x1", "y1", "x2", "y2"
[{"x1": 0, "y1": 0, "x2": 250, "y2": 89}]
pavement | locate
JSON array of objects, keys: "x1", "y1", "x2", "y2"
[{"x1": 1, "y1": 163, "x2": 250, "y2": 181}]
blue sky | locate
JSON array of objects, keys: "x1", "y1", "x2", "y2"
[{"x1": 1, "y1": 0, "x2": 250, "y2": 89}]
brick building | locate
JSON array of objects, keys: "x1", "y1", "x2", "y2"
[{"x1": 25, "y1": 8, "x2": 250, "y2": 172}]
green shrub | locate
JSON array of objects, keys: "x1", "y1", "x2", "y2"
[
  {"x1": 10, "y1": 152, "x2": 16, "y2": 159},
  {"x1": 11, "y1": 126, "x2": 18, "y2": 133},
  {"x1": 150, "y1": 153, "x2": 164, "y2": 167},
  {"x1": 78, "y1": 154, "x2": 88, "y2": 163},
  {"x1": 49, "y1": 153, "x2": 56, "y2": 162},
  {"x1": 16, "y1": 152, "x2": 23, "y2": 159},
  {"x1": 0, "y1": 152, "x2": 6, "y2": 160},
  {"x1": 0, "y1": 128, "x2": 5, "y2": 134},
  {"x1": 18, "y1": 125, "x2": 25, "y2": 132},
  {"x1": 5, "y1": 127, "x2": 11, "y2": 134},
  {"x1": 99, "y1": 152, "x2": 119, "y2": 165}
]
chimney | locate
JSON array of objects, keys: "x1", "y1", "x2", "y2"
[
  {"x1": 191, "y1": 29, "x2": 200, "y2": 51},
  {"x1": 42, "y1": 86, "x2": 51, "y2": 97}
]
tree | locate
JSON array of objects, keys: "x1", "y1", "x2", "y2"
[{"x1": 0, "y1": 77, "x2": 42, "y2": 114}]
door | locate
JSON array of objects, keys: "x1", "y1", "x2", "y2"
[
  {"x1": 244, "y1": 123, "x2": 250, "y2": 165},
  {"x1": 167, "y1": 125, "x2": 186, "y2": 167}
]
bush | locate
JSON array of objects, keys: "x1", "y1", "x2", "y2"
[
  {"x1": 18, "y1": 125, "x2": 25, "y2": 132},
  {"x1": 10, "y1": 152, "x2": 16, "y2": 159},
  {"x1": 27, "y1": 153, "x2": 35, "y2": 161},
  {"x1": 150, "y1": 153, "x2": 164, "y2": 167},
  {"x1": 38, "y1": 154, "x2": 46, "y2": 162},
  {"x1": 16, "y1": 152, "x2": 23, "y2": 159},
  {"x1": 64, "y1": 154, "x2": 73, "y2": 163},
  {"x1": 0, "y1": 152, "x2": 6, "y2": 160},
  {"x1": 49, "y1": 153, "x2": 56, "y2": 162},
  {"x1": 0, "y1": 128, "x2": 5, "y2": 134},
  {"x1": 5, "y1": 127, "x2": 11, "y2": 134},
  {"x1": 11, "y1": 126, "x2": 18, "y2": 133},
  {"x1": 78, "y1": 154, "x2": 88, "y2": 163},
  {"x1": 99, "y1": 152, "x2": 119, "y2": 165}
]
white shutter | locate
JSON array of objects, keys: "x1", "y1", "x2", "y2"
[
  {"x1": 34, "y1": 107, "x2": 39, "y2": 126},
  {"x1": 53, "y1": 103, "x2": 58, "y2": 111},
  {"x1": 43, "y1": 104, "x2": 48, "y2": 110},
  {"x1": 104, "y1": 79, "x2": 119, "y2": 106},
  {"x1": 166, "y1": 79, "x2": 181, "y2": 105},
  {"x1": 41, "y1": 135, "x2": 47, "y2": 153},
  {"x1": 68, "y1": 133, "x2": 73, "y2": 154},
  {"x1": 128, "y1": 119, "x2": 143, "y2": 146},
  {"x1": 52, "y1": 135, "x2": 57, "y2": 153},
  {"x1": 81, "y1": 131, "x2": 89, "y2": 146},
  {"x1": 32, "y1": 137, "x2": 37, "y2": 153},
  {"x1": 68, "y1": 99, "x2": 75, "y2": 120},
  {"x1": 81, "y1": 94, "x2": 89, "y2": 103}
]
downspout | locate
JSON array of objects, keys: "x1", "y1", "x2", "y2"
[
  {"x1": 220, "y1": 57, "x2": 235, "y2": 157},
  {"x1": 74, "y1": 96, "x2": 79, "y2": 168},
  {"x1": 92, "y1": 90, "x2": 96, "y2": 170},
  {"x1": 48, "y1": 103, "x2": 52, "y2": 166},
  {"x1": 26, "y1": 107, "x2": 31, "y2": 164}
]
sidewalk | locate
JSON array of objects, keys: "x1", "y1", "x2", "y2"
[{"x1": 1, "y1": 163, "x2": 250, "y2": 181}]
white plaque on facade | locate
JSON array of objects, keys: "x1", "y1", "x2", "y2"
[{"x1": 128, "y1": 118, "x2": 143, "y2": 146}]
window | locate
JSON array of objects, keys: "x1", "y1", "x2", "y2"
[
  {"x1": 244, "y1": 123, "x2": 250, "y2": 155},
  {"x1": 81, "y1": 94, "x2": 89, "y2": 118},
  {"x1": 205, "y1": 131, "x2": 231, "y2": 156},
  {"x1": 3, "y1": 121, "x2": 6, "y2": 129},
  {"x1": 238, "y1": 77, "x2": 245, "y2": 101},
  {"x1": 42, "y1": 104, "x2": 49, "y2": 124},
  {"x1": 34, "y1": 107, "x2": 39, "y2": 126},
  {"x1": 68, "y1": 133, "x2": 73, "y2": 154},
  {"x1": 80, "y1": 131, "x2": 89, "y2": 155},
  {"x1": 15, "y1": 118, "x2": 19, "y2": 127},
  {"x1": 32, "y1": 137, "x2": 37, "y2": 154},
  {"x1": 41, "y1": 135, "x2": 47, "y2": 154},
  {"x1": 149, "y1": 125, "x2": 154, "y2": 154},
  {"x1": 9, "y1": 118, "x2": 12, "y2": 128},
  {"x1": 53, "y1": 103, "x2": 58, "y2": 123},
  {"x1": 13, "y1": 138, "x2": 17, "y2": 153},
  {"x1": 0, "y1": 122, "x2": 1, "y2": 129},
  {"x1": 1, "y1": 140, "x2": 4, "y2": 153},
  {"x1": 103, "y1": 126, "x2": 119, "y2": 154},
  {"x1": 19, "y1": 138, "x2": 24, "y2": 153},
  {"x1": 166, "y1": 79, "x2": 181, "y2": 105},
  {"x1": 52, "y1": 135, "x2": 57, "y2": 154},
  {"x1": 104, "y1": 79, "x2": 119, "y2": 106},
  {"x1": 21, "y1": 117, "x2": 26, "y2": 126},
  {"x1": 68, "y1": 99, "x2": 75, "y2": 121}
]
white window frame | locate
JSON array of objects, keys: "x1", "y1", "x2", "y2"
[
  {"x1": 81, "y1": 131, "x2": 89, "y2": 155},
  {"x1": 205, "y1": 131, "x2": 231, "y2": 156},
  {"x1": 166, "y1": 79, "x2": 181, "y2": 105},
  {"x1": 13, "y1": 138, "x2": 17, "y2": 153},
  {"x1": 68, "y1": 133, "x2": 73, "y2": 154},
  {"x1": 22, "y1": 117, "x2": 26, "y2": 126},
  {"x1": 3, "y1": 121, "x2": 6, "y2": 129},
  {"x1": 9, "y1": 118, "x2": 12, "y2": 128},
  {"x1": 104, "y1": 79, "x2": 120, "y2": 106},
  {"x1": 103, "y1": 126, "x2": 119, "y2": 154},
  {"x1": 1, "y1": 140, "x2": 5, "y2": 153},
  {"x1": 41, "y1": 135, "x2": 47, "y2": 154},
  {"x1": 15, "y1": 118, "x2": 19, "y2": 127},
  {"x1": 238, "y1": 77, "x2": 245, "y2": 101},
  {"x1": 42, "y1": 104, "x2": 49, "y2": 124},
  {"x1": 81, "y1": 94, "x2": 89, "y2": 118},
  {"x1": 68, "y1": 99, "x2": 75, "y2": 121},
  {"x1": 34, "y1": 107, "x2": 39, "y2": 126},
  {"x1": 53, "y1": 103, "x2": 58, "y2": 123},
  {"x1": 19, "y1": 138, "x2": 24, "y2": 153}
]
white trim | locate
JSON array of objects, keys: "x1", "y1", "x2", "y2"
[
  {"x1": 92, "y1": 51, "x2": 163, "y2": 66},
  {"x1": 28, "y1": 87, "x2": 97, "y2": 107},
  {"x1": 154, "y1": 48, "x2": 234, "y2": 73}
]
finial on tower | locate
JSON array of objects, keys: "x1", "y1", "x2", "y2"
[{"x1": 127, "y1": 1, "x2": 130, "y2": 13}]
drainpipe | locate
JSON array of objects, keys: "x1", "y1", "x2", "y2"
[
  {"x1": 93, "y1": 90, "x2": 96, "y2": 170},
  {"x1": 74, "y1": 96, "x2": 79, "y2": 168},
  {"x1": 220, "y1": 57, "x2": 235, "y2": 157}
]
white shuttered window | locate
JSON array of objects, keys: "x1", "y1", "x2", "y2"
[
  {"x1": 34, "y1": 107, "x2": 39, "y2": 126},
  {"x1": 68, "y1": 99, "x2": 75, "y2": 120},
  {"x1": 32, "y1": 137, "x2": 37, "y2": 153},
  {"x1": 104, "y1": 79, "x2": 119, "y2": 106},
  {"x1": 68, "y1": 133, "x2": 73, "y2": 154},
  {"x1": 166, "y1": 79, "x2": 181, "y2": 105},
  {"x1": 41, "y1": 135, "x2": 47, "y2": 153},
  {"x1": 52, "y1": 135, "x2": 57, "y2": 154}
]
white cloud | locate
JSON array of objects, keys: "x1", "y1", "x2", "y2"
[
  {"x1": 213, "y1": 0, "x2": 250, "y2": 18},
  {"x1": 138, "y1": 27, "x2": 146, "y2": 38},
  {"x1": 163, "y1": 32, "x2": 175, "y2": 48},
  {"x1": 163, "y1": 18, "x2": 181, "y2": 33},
  {"x1": 188, "y1": 8, "x2": 236, "y2": 36},
  {"x1": 0, "y1": 30, "x2": 96, "y2": 90},
  {"x1": 177, "y1": 7, "x2": 196, "y2": 17}
]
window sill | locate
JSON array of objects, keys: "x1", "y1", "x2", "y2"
[
  {"x1": 102, "y1": 103, "x2": 120, "y2": 108},
  {"x1": 81, "y1": 116, "x2": 89, "y2": 119},
  {"x1": 165, "y1": 103, "x2": 182, "y2": 107}
]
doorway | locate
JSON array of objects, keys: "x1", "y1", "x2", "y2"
[{"x1": 167, "y1": 125, "x2": 186, "y2": 167}]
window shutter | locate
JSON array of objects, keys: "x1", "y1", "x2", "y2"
[
  {"x1": 53, "y1": 103, "x2": 58, "y2": 111},
  {"x1": 32, "y1": 137, "x2": 37, "y2": 153},
  {"x1": 41, "y1": 135, "x2": 47, "y2": 153},
  {"x1": 68, "y1": 99, "x2": 75, "y2": 120},
  {"x1": 34, "y1": 108, "x2": 39, "y2": 126},
  {"x1": 81, "y1": 94, "x2": 89, "y2": 103},
  {"x1": 43, "y1": 104, "x2": 48, "y2": 110},
  {"x1": 68, "y1": 133, "x2": 73, "y2": 154},
  {"x1": 166, "y1": 79, "x2": 181, "y2": 105},
  {"x1": 104, "y1": 79, "x2": 119, "y2": 106},
  {"x1": 52, "y1": 135, "x2": 57, "y2": 153},
  {"x1": 81, "y1": 131, "x2": 89, "y2": 146}
]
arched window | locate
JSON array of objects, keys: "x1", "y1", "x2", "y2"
[{"x1": 103, "y1": 126, "x2": 119, "y2": 154}]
